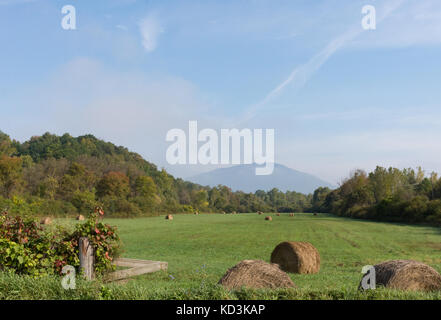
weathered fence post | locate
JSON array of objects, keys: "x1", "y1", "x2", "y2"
[{"x1": 79, "y1": 237, "x2": 94, "y2": 280}]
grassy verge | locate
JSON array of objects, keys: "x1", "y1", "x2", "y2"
[{"x1": 1, "y1": 271, "x2": 441, "y2": 300}]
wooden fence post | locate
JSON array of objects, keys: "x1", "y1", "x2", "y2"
[{"x1": 79, "y1": 237, "x2": 94, "y2": 280}]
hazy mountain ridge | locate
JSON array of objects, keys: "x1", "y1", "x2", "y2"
[{"x1": 188, "y1": 163, "x2": 335, "y2": 194}]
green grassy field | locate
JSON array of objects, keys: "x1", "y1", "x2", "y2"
[
  {"x1": 2, "y1": 212, "x2": 441, "y2": 300},
  {"x1": 102, "y1": 212, "x2": 441, "y2": 299}
]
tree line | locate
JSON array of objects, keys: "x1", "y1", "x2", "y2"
[
  {"x1": 4, "y1": 131, "x2": 439, "y2": 225},
  {"x1": 0, "y1": 131, "x2": 310, "y2": 217},
  {"x1": 311, "y1": 167, "x2": 441, "y2": 226}
]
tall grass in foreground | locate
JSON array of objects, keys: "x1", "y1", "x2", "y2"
[{"x1": 1, "y1": 272, "x2": 440, "y2": 300}]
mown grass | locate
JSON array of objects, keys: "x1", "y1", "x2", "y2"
[
  {"x1": 1, "y1": 213, "x2": 441, "y2": 299},
  {"x1": 1, "y1": 272, "x2": 441, "y2": 300}
]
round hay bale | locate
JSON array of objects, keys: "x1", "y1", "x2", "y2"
[
  {"x1": 218, "y1": 260, "x2": 296, "y2": 290},
  {"x1": 276, "y1": 213, "x2": 281, "y2": 216},
  {"x1": 270, "y1": 241, "x2": 320, "y2": 274},
  {"x1": 257, "y1": 211, "x2": 263, "y2": 215},
  {"x1": 40, "y1": 217, "x2": 52, "y2": 225},
  {"x1": 194, "y1": 212, "x2": 199, "y2": 215},
  {"x1": 165, "y1": 214, "x2": 173, "y2": 220},
  {"x1": 265, "y1": 216, "x2": 272, "y2": 221},
  {"x1": 76, "y1": 215, "x2": 85, "y2": 221},
  {"x1": 289, "y1": 213, "x2": 294, "y2": 217},
  {"x1": 359, "y1": 260, "x2": 441, "y2": 292}
]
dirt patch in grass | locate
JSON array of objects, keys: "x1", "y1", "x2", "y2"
[
  {"x1": 425, "y1": 242, "x2": 441, "y2": 250},
  {"x1": 333, "y1": 232, "x2": 360, "y2": 248},
  {"x1": 403, "y1": 241, "x2": 441, "y2": 251}
]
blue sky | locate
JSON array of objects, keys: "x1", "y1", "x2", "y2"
[{"x1": 1, "y1": 0, "x2": 441, "y2": 184}]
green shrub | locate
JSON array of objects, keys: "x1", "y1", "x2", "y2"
[
  {"x1": 0, "y1": 239, "x2": 42, "y2": 276},
  {"x1": 0, "y1": 210, "x2": 120, "y2": 277},
  {"x1": 64, "y1": 210, "x2": 121, "y2": 275},
  {"x1": 0, "y1": 213, "x2": 55, "y2": 276}
]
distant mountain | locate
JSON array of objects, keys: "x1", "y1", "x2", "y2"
[{"x1": 188, "y1": 163, "x2": 335, "y2": 194}]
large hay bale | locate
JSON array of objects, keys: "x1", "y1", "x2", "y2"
[
  {"x1": 265, "y1": 216, "x2": 272, "y2": 221},
  {"x1": 218, "y1": 260, "x2": 296, "y2": 290},
  {"x1": 270, "y1": 241, "x2": 320, "y2": 274},
  {"x1": 40, "y1": 217, "x2": 52, "y2": 225},
  {"x1": 289, "y1": 213, "x2": 294, "y2": 217},
  {"x1": 276, "y1": 213, "x2": 281, "y2": 216},
  {"x1": 359, "y1": 260, "x2": 441, "y2": 292},
  {"x1": 257, "y1": 211, "x2": 263, "y2": 215},
  {"x1": 165, "y1": 214, "x2": 173, "y2": 220},
  {"x1": 76, "y1": 215, "x2": 85, "y2": 221}
]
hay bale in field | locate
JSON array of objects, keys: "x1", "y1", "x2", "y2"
[
  {"x1": 194, "y1": 212, "x2": 199, "y2": 215},
  {"x1": 289, "y1": 213, "x2": 294, "y2": 217},
  {"x1": 359, "y1": 260, "x2": 441, "y2": 292},
  {"x1": 218, "y1": 260, "x2": 296, "y2": 290},
  {"x1": 270, "y1": 241, "x2": 320, "y2": 274},
  {"x1": 165, "y1": 214, "x2": 173, "y2": 220},
  {"x1": 265, "y1": 216, "x2": 272, "y2": 221},
  {"x1": 257, "y1": 211, "x2": 263, "y2": 215},
  {"x1": 40, "y1": 217, "x2": 52, "y2": 225},
  {"x1": 276, "y1": 213, "x2": 281, "y2": 216},
  {"x1": 76, "y1": 215, "x2": 85, "y2": 221}
]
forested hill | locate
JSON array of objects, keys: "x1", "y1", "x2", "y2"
[
  {"x1": 310, "y1": 168, "x2": 441, "y2": 226},
  {"x1": 0, "y1": 131, "x2": 312, "y2": 216}
]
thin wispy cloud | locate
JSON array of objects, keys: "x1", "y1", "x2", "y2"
[
  {"x1": 239, "y1": 0, "x2": 405, "y2": 124},
  {"x1": 138, "y1": 14, "x2": 163, "y2": 53}
]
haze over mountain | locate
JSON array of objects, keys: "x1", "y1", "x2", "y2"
[{"x1": 188, "y1": 163, "x2": 335, "y2": 194}]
